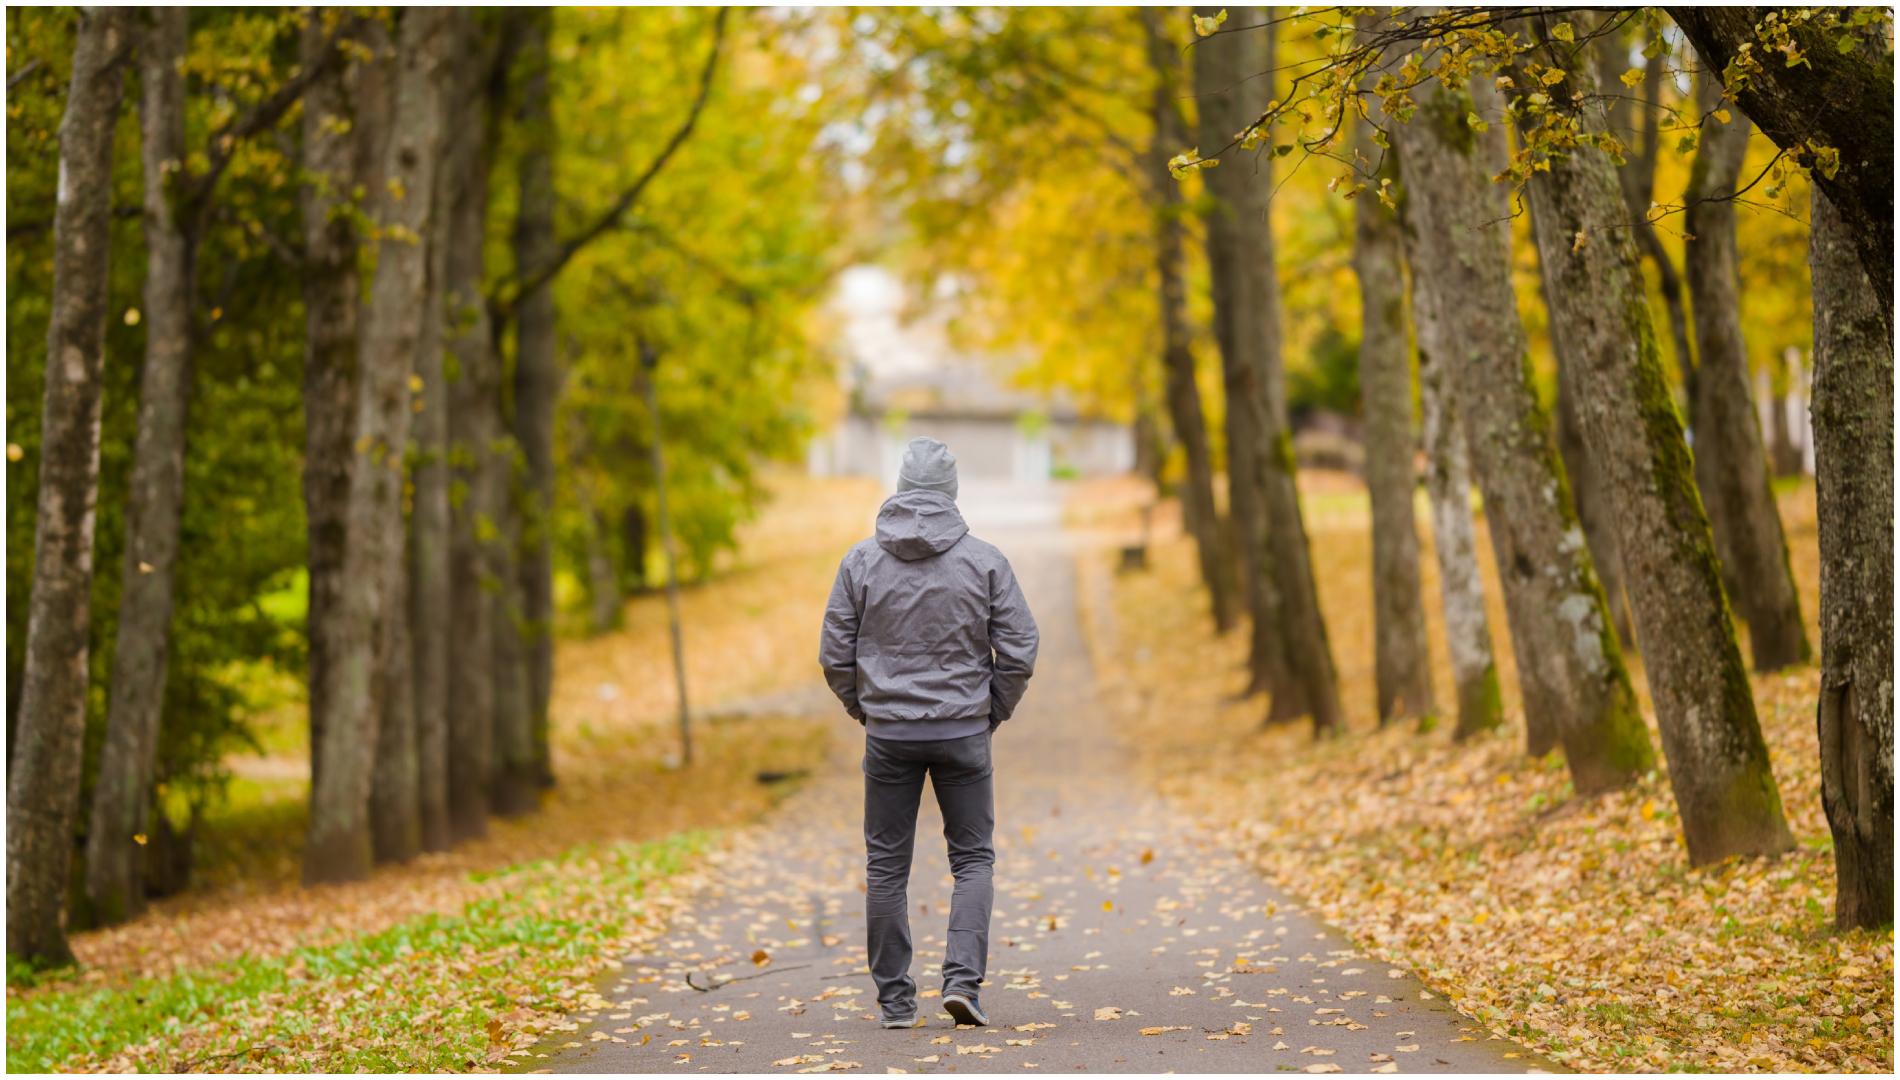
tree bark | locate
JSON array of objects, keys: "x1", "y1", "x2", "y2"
[
  {"x1": 7, "y1": 5, "x2": 130, "y2": 966},
  {"x1": 620, "y1": 501, "x2": 648, "y2": 593},
  {"x1": 1554, "y1": 347, "x2": 1634, "y2": 648},
  {"x1": 300, "y1": 12, "x2": 379, "y2": 805},
  {"x1": 490, "y1": 484, "x2": 541, "y2": 816},
  {"x1": 84, "y1": 6, "x2": 188, "y2": 929},
  {"x1": 1809, "y1": 189, "x2": 1894, "y2": 929},
  {"x1": 1191, "y1": 5, "x2": 1297, "y2": 705},
  {"x1": 1414, "y1": 337, "x2": 1504, "y2": 740},
  {"x1": 1391, "y1": 71, "x2": 1653, "y2": 791},
  {"x1": 369, "y1": 527, "x2": 419, "y2": 863},
  {"x1": 1682, "y1": 71, "x2": 1810, "y2": 673},
  {"x1": 1529, "y1": 187, "x2": 1636, "y2": 651},
  {"x1": 406, "y1": 14, "x2": 459, "y2": 857},
  {"x1": 1350, "y1": 46, "x2": 1433, "y2": 725},
  {"x1": 586, "y1": 499, "x2": 623, "y2": 634},
  {"x1": 1514, "y1": 30, "x2": 1793, "y2": 864},
  {"x1": 1668, "y1": 7, "x2": 1892, "y2": 332},
  {"x1": 1141, "y1": 9, "x2": 1234, "y2": 635},
  {"x1": 305, "y1": 7, "x2": 450, "y2": 885},
  {"x1": 1595, "y1": 23, "x2": 1695, "y2": 390},
  {"x1": 442, "y1": 21, "x2": 502, "y2": 842},
  {"x1": 511, "y1": 6, "x2": 560, "y2": 790}
]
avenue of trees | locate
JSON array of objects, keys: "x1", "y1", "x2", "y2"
[
  {"x1": 7, "y1": 6, "x2": 840, "y2": 966},
  {"x1": 854, "y1": 6, "x2": 1891, "y2": 927},
  {"x1": 4, "y1": 5, "x2": 1892, "y2": 971}
]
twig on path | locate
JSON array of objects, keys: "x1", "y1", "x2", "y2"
[
  {"x1": 686, "y1": 963, "x2": 812, "y2": 991},
  {"x1": 820, "y1": 968, "x2": 871, "y2": 980}
]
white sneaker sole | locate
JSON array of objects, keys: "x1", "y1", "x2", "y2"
[{"x1": 942, "y1": 995, "x2": 988, "y2": 1027}]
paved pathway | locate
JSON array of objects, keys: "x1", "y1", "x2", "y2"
[{"x1": 528, "y1": 491, "x2": 1544, "y2": 1074}]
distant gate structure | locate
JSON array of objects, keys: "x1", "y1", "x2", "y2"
[{"x1": 808, "y1": 267, "x2": 1133, "y2": 487}]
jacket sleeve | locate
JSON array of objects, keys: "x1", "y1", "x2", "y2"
[
  {"x1": 987, "y1": 555, "x2": 1039, "y2": 725},
  {"x1": 819, "y1": 552, "x2": 865, "y2": 721}
]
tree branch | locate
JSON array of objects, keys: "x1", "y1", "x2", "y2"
[
  {"x1": 185, "y1": 22, "x2": 349, "y2": 233},
  {"x1": 495, "y1": 6, "x2": 732, "y2": 320}
]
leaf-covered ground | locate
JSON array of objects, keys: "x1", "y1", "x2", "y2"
[
  {"x1": 1077, "y1": 473, "x2": 1893, "y2": 1073},
  {"x1": 5, "y1": 474, "x2": 882, "y2": 1072}
]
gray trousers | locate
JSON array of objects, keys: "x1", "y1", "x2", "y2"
[{"x1": 861, "y1": 731, "x2": 995, "y2": 1016}]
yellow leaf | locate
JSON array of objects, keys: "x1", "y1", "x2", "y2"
[
  {"x1": 1620, "y1": 68, "x2": 1644, "y2": 88},
  {"x1": 124, "y1": 307, "x2": 141, "y2": 326},
  {"x1": 1551, "y1": 22, "x2": 1575, "y2": 42}
]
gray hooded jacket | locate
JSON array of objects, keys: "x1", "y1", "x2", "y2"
[{"x1": 820, "y1": 490, "x2": 1039, "y2": 741}]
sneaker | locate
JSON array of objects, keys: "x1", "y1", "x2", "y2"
[
  {"x1": 880, "y1": 1011, "x2": 919, "y2": 1029},
  {"x1": 941, "y1": 992, "x2": 989, "y2": 1027}
]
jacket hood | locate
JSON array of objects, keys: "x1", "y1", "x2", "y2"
[{"x1": 875, "y1": 490, "x2": 969, "y2": 561}]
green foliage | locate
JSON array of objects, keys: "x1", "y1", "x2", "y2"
[
  {"x1": 1287, "y1": 324, "x2": 1362, "y2": 421},
  {"x1": 6, "y1": 7, "x2": 305, "y2": 832}
]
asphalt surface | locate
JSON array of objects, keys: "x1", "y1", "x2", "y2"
[{"x1": 525, "y1": 488, "x2": 1546, "y2": 1074}]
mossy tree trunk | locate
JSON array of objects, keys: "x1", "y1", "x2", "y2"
[
  {"x1": 1669, "y1": 7, "x2": 1892, "y2": 333},
  {"x1": 1529, "y1": 189, "x2": 1635, "y2": 650},
  {"x1": 1809, "y1": 189, "x2": 1894, "y2": 928},
  {"x1": 1682, "y1": 68, "x2": 1810, "y2": 673},
  {"x1": 1391, "y1": 72, "x2": 1652, "y2": 791},
  {"x1": 1140, "y1": 9, "x2": 1235, "y2": 636},
  {"x1": 406, "y1": 13, "x2": 459, "y2": 858},
  {"x1": 85, "y1": 6, "x2": 189, "y2": 928},
  {"x1": 512, "y1": 5, "x2": 560, "y2": 790},
  {"x1": 1514, "y1": 27, "x2": 1792, "y2": 864},
  {"x1": 1594, "y1": 18, "x2": 1695, "y2": 391},
  {"x1": 1191, "y1": 4, "x2": 1298, "y2": 707},
  {"x1": 6, "y1": 5, "x2": 130, "y2": 967},
  {"x1": 306, "y1": 6, "x2": 450, "y2": 885},
  {"x1": 443, "y1": 17, "x2": 504, "y2": 842},
  {"x1": 1351, "y1": 34, "x2": 1433, "y2": 725}
]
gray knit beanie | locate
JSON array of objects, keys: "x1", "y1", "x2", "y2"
[{"x1": 896, "y1": 436, "x2": 958, "y2": 500}]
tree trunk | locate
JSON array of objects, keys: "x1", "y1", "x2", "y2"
[
  {"x1": 5, "y1": 6, "x2": 129, "y2": 967},
  {"x1": 406, "y1": 15, "x2": 459, "y2": 857},
  {"x1": 1809, "y1": 189, "x2": 1894, "y2": 929},
  {"x1": 1596, "y1": 24, "x2": 1695, "y2": 391},
  {"x1": 305, "y1": 7, "x2": 450, "y2": 885},
  {"x1": 586, "y1": 499, "x2": 623, "y2": 634},
  {"x1": 1668, "y1": 8, "x2": 1892, "y2": 331},
  {"x1": 1515, "y1": 31, "x2": 1792, "y2": 864},
  {"x1": 620, "y1": 501, "x2": 648, "y2": 593},
  {"x1": 84, "y1": 6, "x2": 188, "y2": 929},
  {"x1": 1350, "y1": 50, "x2": 1433, "y2": 725},
  {"x1": 370, "y1": 529, "x2": 419, "y2": 863},
  {"x1": 1682, "y1": 71, "x2": 1810, "y2": 673},
  {"x1": 490, "y1": 484, "x2": 541, "y2": 816},
  {"x1": 1191, "y1": 5, "x2": 1296, "y2": 704},
  {"x1": 1414, "y1": 339, "x2": 1504, "y2": 740},
  {"x1": 1555, "y1": 351, "x2": 1634, "y2": 647},
  {"x1": 1141, "y1": 9, "x2": 1234, "y2": 636},
  {"x1": 300, "y1": 13, "x2": 379, "y2": 806},
  {"x1": 1529, "y1": 190, "x2": 1636, "y2": 651},
  {"x1": 442, "y1": 22, "x2": 502, "y2": 842},
  {"x1": 1391, "y1": 72, "x2": 1653, "y2": 791},
  {"x1": 511, "y1": 6, "x2": 560, "y2": 790}
]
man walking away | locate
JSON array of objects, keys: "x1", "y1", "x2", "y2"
[{"x1": 820, "y1": 437, "x2": 1040, "y2": 1029}]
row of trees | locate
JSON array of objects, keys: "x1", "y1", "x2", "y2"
[
  {"x1": 7, "y1": 7, "x2": 837, "y2": 967},
  {"x1": 864, "y1": 7, "x2": 1889, "y2": 928},
  {"x1": 1216, "y1": 7, "x2": 1890, "y2": 925}
]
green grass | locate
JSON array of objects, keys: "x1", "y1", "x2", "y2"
[{"x1": 6, "y1": 831, "x2": 712, "y2": 1073}]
